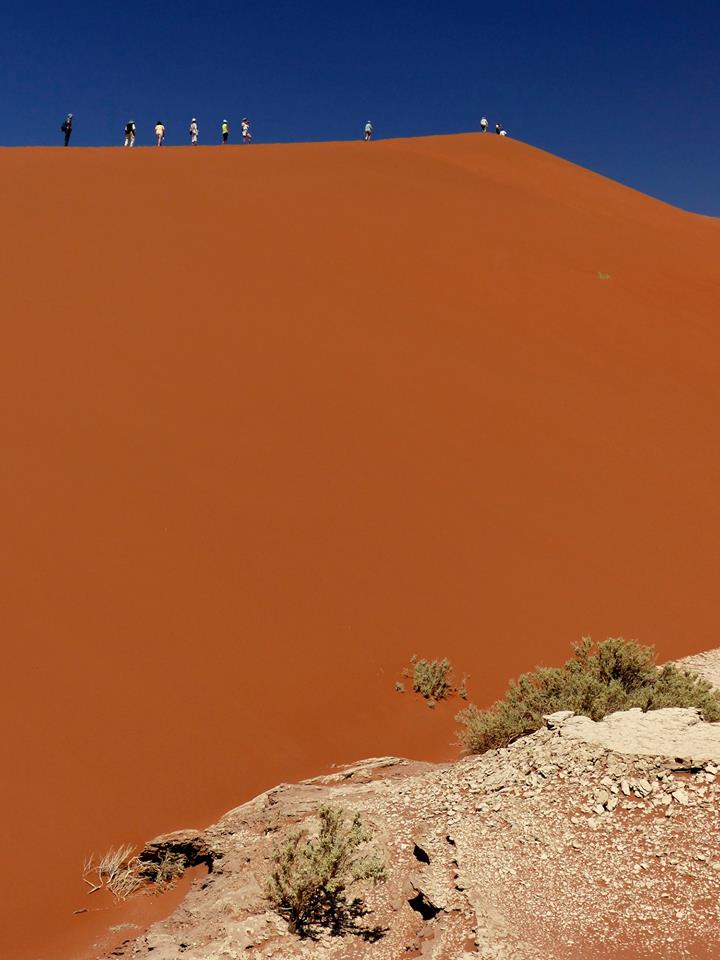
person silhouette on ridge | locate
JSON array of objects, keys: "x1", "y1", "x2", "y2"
[
  {"x1": 480, "y1": 117, "x2": 488, "y2": 133},
  {"x1": 241, "y1": 118, "x2": 252, "y2": 143},
  {"x1": 495, "y1": 122, "x2": 502, "y2": 135},
  {"x1": 189, "y1": 118, "x2": 199, "y2": 145},
  {"x1": 61, "y1": 114, "x2": 73, "y2": 146},
  {"x1": 124, "y1": 120, "x2": 136, "y2": 147},
  {"x1": 364, "y1": 120, "x2": 373, "y2": 141},
  {"x1": 155, "y1": 121, "x2": 165, "y2": 146},
  {"x1": 221, "y1": 119, "x2": 230, "y2": 144}
]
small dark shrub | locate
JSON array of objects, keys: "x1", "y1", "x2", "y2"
[
  {"x1": 267, "y1": 805, "x2": 385, "y2": 939},
  {"x1": 457, "y1": 637, "x2": 720, "y2": 755},
  {"x1": 140, "y1": 850, "x2": 187, "y2": 889}
]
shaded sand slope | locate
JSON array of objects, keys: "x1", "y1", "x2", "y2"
[{"x1": 1, "y1": 134, "x2": 719, "y2": 959}]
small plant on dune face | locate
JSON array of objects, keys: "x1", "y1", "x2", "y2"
[
  {"x1": 398, "y1": 656, "x2": 468, "y2": 705},
  {"x1": 267, "y1": 804, "x2": 386, "y2": 940},
  {"x1": 457, "y1": 637, "x2": 720, "y2": 756},
  {"x1": 410, "y1": 655, "x2": 454, "y2": 703}
]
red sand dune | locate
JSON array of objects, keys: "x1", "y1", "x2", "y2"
[{"x1": 2, "y1": 134, "x2": 720, "y2": 959}]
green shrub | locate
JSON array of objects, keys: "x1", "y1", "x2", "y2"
[
  {"x1": 457, "y1": 637, "x2": 720, "y2": 755},
  {"x1": 411, "y1": 656, "x2": 454, "y2": 702},
  {"x1": 267, "y1": 805, "x2": 385, "y2": 939}
]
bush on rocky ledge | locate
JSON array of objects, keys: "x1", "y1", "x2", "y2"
[
  {"x1": 457, "y1": 637, "x2": 720, "y2": 755},
  {"x1": 267, "y1": 804, "x2": 386, "y2": 940}
]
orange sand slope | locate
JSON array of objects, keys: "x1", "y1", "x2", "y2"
[{"x1": 1, "y1": 134, "x2": 720, "y2": 960}]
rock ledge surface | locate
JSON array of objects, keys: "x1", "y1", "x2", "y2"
[{"x1": 101, "y1": 706, "x2": 720, "y2": 960}]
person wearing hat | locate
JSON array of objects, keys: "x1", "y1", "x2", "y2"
[
  {"x1": 221, "y1": 119, "x2": 230, "y2": 144},
  {"x1": 189, "y1": 118, "x2": 199, "y2": 145},
  {"x1": 364, "y1": 120, "x2": 373, "y2": 141},
  {"x1": 61, "y1": 113, "x2": 73, "y2": 146},
  {"x1": 124, "y1": 120, "x2": 136, "y2": 147}
]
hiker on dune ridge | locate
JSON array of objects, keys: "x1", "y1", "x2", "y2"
[
  {"x1": 155, "y1": 121, "x2": 165, "y2": 146},
  {"x1": 221, "y1": 119, "x2": 229, "y2": 144},
  {"x1": 61, "y1": 114, "x2": 73, "y2": 146},
  {"x1": 480, "y1": 116, "x2": 488, "y2": 133},
  {"x1": 241, "y1": 118, "x2": 252, "y2": 143},
  {"x1": 189, "y1": 118, "x2": 199, "y2": 145},
  {"x1": 364, "y1": 120, "x2": 373, "y2": 141},
  {"x1": 124, "y1": 120, "x2": 136, "y2": 147}
]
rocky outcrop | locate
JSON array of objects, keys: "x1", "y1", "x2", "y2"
[
  {"x1": 676, "y1": 648, "x2": 720, "y2": 691},
  {"x1": 557, "y1": 705, "x2": 720, "y2": 759},
  {"x1": 102, "y1": 707, "x2": 720, "y2": 960}
]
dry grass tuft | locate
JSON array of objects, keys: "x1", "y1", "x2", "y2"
[
  {"x1": 83, "y1": 845, "x2": 188, "y2": 900},
  {"x1": 83, "y1": 845, "x2": 144, "y2": 899}
]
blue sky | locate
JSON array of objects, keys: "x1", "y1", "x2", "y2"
[{"x1": 2, "y1": 0, "x2": 719, "y2": 213}]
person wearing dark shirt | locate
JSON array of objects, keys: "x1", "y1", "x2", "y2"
[{"x1": 61, "y1": 114, "x2": 73, "y2": 146}]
